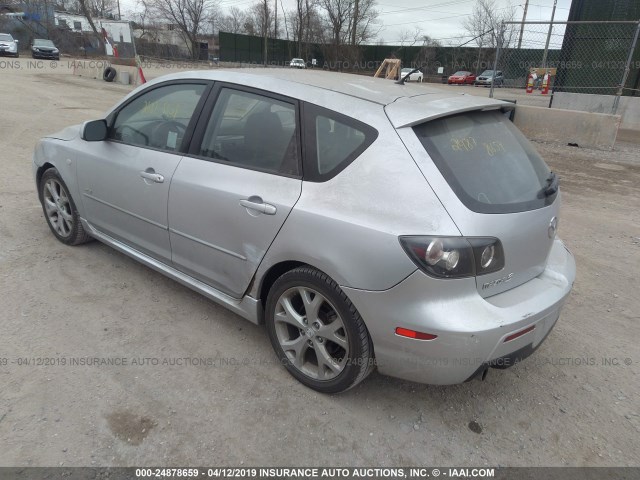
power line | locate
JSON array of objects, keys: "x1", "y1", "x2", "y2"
[
  {"x1": 377, "y1": 0, "x2": 474, "y2": 15},
  {"x1": 372, "y1": 33, "x2": 475, "y2": 44},
  {"x1": 381, "y1": 4, "x2": 514, "y2": 28}
]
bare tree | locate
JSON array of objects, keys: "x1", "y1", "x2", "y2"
[
  {"x1": 318, "y1": 0, "x2": 347, "y2": 63},
  {"x1": 318, "y1": 0, "x2": 378, "y2": 65},
  {"x1": 347, "y1": 0, "x2": 378, "y2": 46},
  {"x1": 398, "y1": 26, "x2": 423, "y2": 48},
  {"x1": 289, "y1": 0, "x2": 316, "y2": 57},
  {"x1": 246, "y1": 0, "x2": 272, "y2": 62},
  {"x1": 218, "y1": 6, "x2": 247, "y2": 34},
  {"x1": 77, "y1": 0, "x2": 105, "y2": 50},
  {"x1": 463, "y1": 0, "x2": 516, "y2": 72},
  {"x1": 90, "y1": 0, "x2": 118, "y2": 17},
  {"x1": 413, "y1": 34, "x2": 441, "y2": 72},
  {"x1": 144, "y1": 0, "x2": 218, "y2": 59}
]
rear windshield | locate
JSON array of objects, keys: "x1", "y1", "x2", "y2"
[{"x1": 413, "y1": 110, "x2": 556, "y2": 214}]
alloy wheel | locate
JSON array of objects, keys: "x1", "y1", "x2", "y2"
[
  {"x1": 273, "y1": 287, "x2": 349, "y2": 381},
  {"x1": 43, "y1": 178, "x2": 73, "y2": 237}
]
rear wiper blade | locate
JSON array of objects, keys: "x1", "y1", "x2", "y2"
[{"x1": 541, "y1": 171, "x2": 558, "y2": 197}]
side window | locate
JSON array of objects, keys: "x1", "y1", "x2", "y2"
[
  {"x1": 315, "y1": 116, "x2": 366, "y2": 174},
  {"x1": 304, "y1": 103, "x2": 378, "y2": 181},
  {"x1": 199, "y1": 88, "x2": 300, "y2": 176},
  {"x1": 111, "y1": 83, "x2": 206, "y2": 152}
]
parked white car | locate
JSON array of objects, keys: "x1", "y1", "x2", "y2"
[
  {"x1": 400, "y1": 67, "x2": 423, "y2": 82},
  {"x1": 289, "y1": 58, "x2": 306, "y2": 69}
]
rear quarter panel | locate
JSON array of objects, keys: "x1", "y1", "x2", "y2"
[{"x1": 251, "y1": 96, "x2": 461, "y2": 293}]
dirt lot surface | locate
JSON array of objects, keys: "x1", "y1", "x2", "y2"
[{"x1": 0, "y1": 60, "x2": 639, "y2": 467}]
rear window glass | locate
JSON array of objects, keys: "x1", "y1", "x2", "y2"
[{"x1": 413, "y1": 110, "x2": 556, "y2": 214}]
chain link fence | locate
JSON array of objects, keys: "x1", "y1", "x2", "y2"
[{"x1": 489, "y1": 21, "x2": 640, "y2": 113}]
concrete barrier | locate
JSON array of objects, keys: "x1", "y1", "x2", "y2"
[
  {"x1": 513, "y1": 104, "x2": 620, "y2": 150},
  {"x1": 552, "y1": 91, "x2": 640, "y2": 132},
  {"x1": 70, "y1": 59, "x2": 141, "y2": 85}
]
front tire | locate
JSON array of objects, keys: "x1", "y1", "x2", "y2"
[
  {"x1": 39, "y1": 168, "x2": 92, "y2": 246},
  {"x1": 265, "y1": 267, "x2": 374, "y2": 393}
]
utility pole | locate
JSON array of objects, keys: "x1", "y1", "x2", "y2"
[
  {"x1": 262, "y1": 0, "x2": 268, "y2": 65},
  {"x1": 541, "y1": 0, "x2": 557, "y2": 67},
  {"x1": 517, "y1": 0, "x2": 529, "y2": 49},
  {"x1": 351, "y1": 0, "x2": 359, "y2": 46}
]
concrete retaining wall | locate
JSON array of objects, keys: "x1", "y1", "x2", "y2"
[
  {"x1": 513, "y1": 104, "x2": 620, "y2": 150},
  {"x1": 552, "y1": 92, "x2": 640, "y2": 131},
  {"x1": 70, "y1": 60, "x2": 142, "y2": 85}
]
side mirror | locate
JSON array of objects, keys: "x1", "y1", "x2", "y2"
[
  {"x1": 15, "y1": 39, "x2": 19, "y2": 44},
  {"x1": 81, "y1": 119, "x2": 108, "y2": 141}
]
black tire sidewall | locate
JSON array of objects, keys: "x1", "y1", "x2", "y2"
[
  {"x1": 265, "y1": 268, "x2": 370, "y2": 393},
  {"x1": 40, "y1": 168, "x2": 82, "y2": 245},
  {"x1": 103, "y1": 67, "x2": 116, "y2": 82}
]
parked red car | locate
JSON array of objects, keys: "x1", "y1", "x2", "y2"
[{"x1": 447, "y1": 71, "x2": 476, "y2": 85}]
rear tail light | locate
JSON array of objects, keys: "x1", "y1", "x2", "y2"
[{"x1": 399, "y1": 236, "x2": 505, "y2": 279}]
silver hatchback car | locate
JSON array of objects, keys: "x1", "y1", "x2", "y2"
[{"x1": 33, "y1": 70, "x2": 575, "y2": 393}]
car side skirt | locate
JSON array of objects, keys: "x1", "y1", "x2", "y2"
[{"x1": 81, "y1": 218, "x2": 262, "y2": 324}]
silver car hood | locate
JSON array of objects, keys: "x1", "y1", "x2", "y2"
[
  {"x1": 44, "y1": 125, "x2": 81, "y2": 141},
  {"x1": 385, "y1": 93, "x2": 510, "y2": 128}
]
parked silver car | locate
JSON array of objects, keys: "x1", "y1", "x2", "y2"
[
  {"x1": 0, "y1": 33, "x2": 19, "y2": 57},
  {"x1": 475, "y1": 69, "x2": 504, "y2": 86},
  {"x1": 33, "y1": 70, "x2": 575, "y2": 393}
]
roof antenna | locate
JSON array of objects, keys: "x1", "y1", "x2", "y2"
[{"x1": 396, "y1": 65, "x2": 425, "y2": 85}]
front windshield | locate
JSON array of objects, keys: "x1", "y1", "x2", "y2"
[
  {"x1": 453, "y1": 71, "x2": 468, "y2": 76},
  {"x1": 34, "y1": 39, "x2": 54, "y2": 47},
  {"x1": 0, "y1": 34, "x2": 14, "y2": 42},
  {"x1": 401, "y1": 69, "x2": 412, "y2": 73},
  {"x1": 481, "y1": 70, "x2": 495, "y2": 75}
]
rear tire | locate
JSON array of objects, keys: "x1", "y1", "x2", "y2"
[
  {"x1": 39, "y1": 168, "x2": 92, "y2": 246},
  {"x1": 265, "y1": 266, "x2": 374, "y2": 393}
]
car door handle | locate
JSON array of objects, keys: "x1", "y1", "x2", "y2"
[
  {"x1": 140, "y1": 170, "x2": 164, "y2": 183},
  {"x1": 239, "y1": 198, "x2": 277, "y2": 215}
]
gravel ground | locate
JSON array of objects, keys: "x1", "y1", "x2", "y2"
[{"x1": 0, "y1": 61, "x2": 639, "y2": 467}]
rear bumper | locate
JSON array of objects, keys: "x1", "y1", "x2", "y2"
[{"x1": 342, "y1": 238, "x2": 576, "y2": 385}]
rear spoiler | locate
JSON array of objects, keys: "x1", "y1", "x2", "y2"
[{"x1": 385, "y1": 93, "x2": 515, "y2": 129}]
